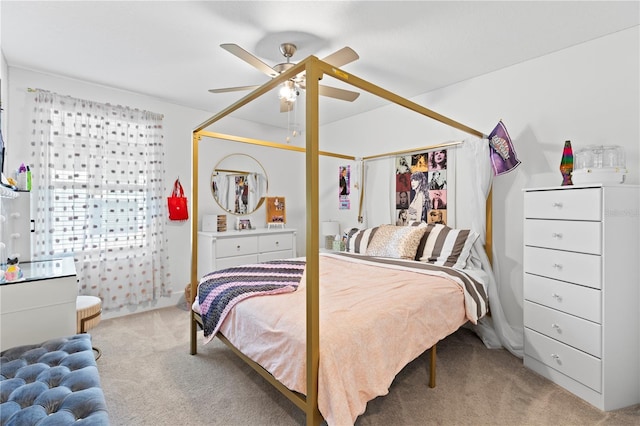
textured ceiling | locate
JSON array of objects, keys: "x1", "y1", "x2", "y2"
[{"x1": 2, "y1": 1, "x2": 638, "y2": 127}]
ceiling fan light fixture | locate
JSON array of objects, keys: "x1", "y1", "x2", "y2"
[{"x1": 278, "y1": 80, "x2": 299, "y2": 103}]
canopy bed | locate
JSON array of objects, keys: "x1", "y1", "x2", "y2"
[{"x1": 189, "y1": 55, "x2": 500, "y2": 425}]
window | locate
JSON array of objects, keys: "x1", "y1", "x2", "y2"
[{"x1": 28, "y1": 90, "x2": 170, "y2": 309}]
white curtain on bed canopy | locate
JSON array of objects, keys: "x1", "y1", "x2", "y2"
[{"x1": 460, "y1": 137, "x2": 524, "y2": 358}]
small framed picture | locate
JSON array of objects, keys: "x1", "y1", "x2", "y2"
[
  {"x1": 238, "y1": 219, "x2": 252, "y2": 230},
  {"x1": 266, "y1": 196, "x2": 286, "y2": 224}
]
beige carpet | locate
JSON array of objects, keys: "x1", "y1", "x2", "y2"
[{"x1": 91, "y1": 305, "x2": 639, "y2": 425}]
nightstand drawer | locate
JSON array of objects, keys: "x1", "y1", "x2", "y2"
[
  {"x1": 259, "y1": 233, "x2": 293, "y2": 253},
  {"x1": 525, "y1": 328, "x2": 601, "y2": 392},
  {"x1": 524, "y1": 301, "x2": 601, "y2": 357},
  {"x1": 524, "y1": 273, "x2": 601, "y2": 322},
  {"x1": 523, "y1": 246, "x2": 601, "y2": 289},
  {"x1": 216, "y1": 236, "x2": 259, "y2": 258},
  {"x1": 524, "y1": 188, "x2": 601, "y2": 220},
  {"x1": 524, "y1": 219, "x2": 601, "y2": 254}
]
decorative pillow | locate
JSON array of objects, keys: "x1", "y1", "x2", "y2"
[
  {"x1": 346, "y1": 227, "x2": 379, "y2": 253},
  {"x1": 365, "y1": 224, "x2": 427, "y2": 259},
  {"x1": 416, "y1": 223, "x2": 479, "y2": 269}
]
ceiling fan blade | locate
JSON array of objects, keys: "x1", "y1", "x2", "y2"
[
  {"x1": 208, "y1": 85, "x2": 261, "y2": 94},
  {"x1": 280, "y1": 98, "x2": 294, "y2": 113},
  {"x1": 319, "y1": 85, "x2": 360, "y2": 102},
  {"x1": 321, "y1": 47, "x2": 359, "y2": 68},
  {"x1": 221, "y1": 43, "x2": 279, "y2": 78}
]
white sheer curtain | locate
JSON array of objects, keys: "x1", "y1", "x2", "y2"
[
  {"x1": 27, "y1": 90, "x2": 171, "y2": 310},
  {"x1": 213, "y1": 173, "x2": 229, "y2": 210},
  {"x1": 461, "y1": 137, "x2": 523, "y2": 357}
]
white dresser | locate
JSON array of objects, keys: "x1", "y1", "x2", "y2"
[
  {"x1": 523, "y1": 184, "x2": 639, "y2": 411},
  {"x1": 0, "y1": 258, "x2": 77, "y2": 351},
  {"x1": 197, "y1": 228, "x2": 297, "y2": 279}
]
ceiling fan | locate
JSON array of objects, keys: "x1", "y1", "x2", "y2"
[{"x1": 209, "y1": 42, "x2": 361, "y2": 112}]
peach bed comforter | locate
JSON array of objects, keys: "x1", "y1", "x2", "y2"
[{"x1": 195, "y1": 252, "x2": 488, "y2": 426}]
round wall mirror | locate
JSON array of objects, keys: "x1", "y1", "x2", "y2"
[{"x1": 211, "y1": 154, "x2": 268, "y2": 215}]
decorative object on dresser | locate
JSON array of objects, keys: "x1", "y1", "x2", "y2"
[
  {"x1": 266, "y1": 196, "x2": 286, "y2": 228},
  {"x1": 197, "y1": 228, "x2": 297, "y2": 281},
  {"x1": 559, "y1": 140, "x2": 574, "y2": 186},
  {"x1": 572, "y1": 145, "x2": 627, "y2": 185},
  {"x1": 216, "y1": 215, "x2": 227, "y2": 232},
  {"x1": 523, "y1": 185, "x2": 639, "y2": 411}
]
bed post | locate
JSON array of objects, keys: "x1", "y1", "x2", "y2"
[
  {"x1": 305, "y1": 57, "x2": 323, "y2": 426},
  {"x1": 190, "y1": 131, "x2": 200, "y2": 355},
  {"x1": 428, "y1": 345, "x2": 437, "y2": 388}
]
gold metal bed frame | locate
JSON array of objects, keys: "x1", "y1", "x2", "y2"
[{"x1": 189, "y1": 55, "x2": 489, "y2": 425}]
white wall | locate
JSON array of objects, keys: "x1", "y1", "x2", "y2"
[{"x1": 322, "y1": 27, "x2": 640, "y2": 332}]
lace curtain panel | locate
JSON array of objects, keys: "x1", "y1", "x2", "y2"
[{"x1": 27, "y1": 90, "x2": 171, "y2": 310}]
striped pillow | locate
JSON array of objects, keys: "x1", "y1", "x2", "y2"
[
  {"x1": 416, "y1": 224, "x2": 479, "y2": 269},
  {"x1": 346, "y1": 227, "x2": 379, "y2": 254},
  {"x1": 365, "y1": 224, "x2": 427, "y2": 259}
]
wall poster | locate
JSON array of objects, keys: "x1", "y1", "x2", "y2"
[
  {"x1": 339, "y1": 165, "x2": 350, "y2": 210},
  {"x1": 395, "y1": 149, "x2": 448, "y2": 226}
]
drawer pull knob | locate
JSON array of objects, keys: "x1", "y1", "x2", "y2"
[
  {"x1": 552, "y1": 263, "x2": 563, "y2": 270},
  {"x1": 275, "y1": 241, "x2": 280, "y2": 246},
  {"x1": 550, "y1": 353, "x2": 561, "y2": 363},
  {"x1": 551, "y1": 323, "x2": 562, "y2": 332},
  {"x1": 552, "y1": 233, "x2": 563, "y2": 239},
  {"x1": 236, "y1": 245, "x2": 241, "y2": 250},
  {"x1": 552, "y1": 293, "x2": 562, "y2": 301},
  {"x1": 552, "y1": 202, "x2": 563, "y2": 208}
]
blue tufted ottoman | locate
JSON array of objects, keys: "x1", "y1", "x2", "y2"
[{"x1": 0, "y1": 334, "x2": 109, "y2": 425}]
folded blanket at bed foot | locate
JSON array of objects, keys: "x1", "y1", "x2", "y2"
[{"x1": 0, "y1": 334, "x2": 109, "y2": 425}]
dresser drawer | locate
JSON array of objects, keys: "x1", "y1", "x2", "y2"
[
  {"x1": 216, "y1": 236, "x2": 259, "y2": 258},
  {"x1": 523, "y1": 246, "x2": 601, "y2": 289},
  {"x1": 259, "y1": 250, "x2": 294, "y2": 263},
  {"x1": 524, "y1": 188, "x2": 601, "y2": 221},
  {"x1": 216, "y1": 254, "x2": 259, "y2": 271},
  {"x1": 525, "y1": 328, "x2": 601, "y2": 392},
  {"x1": 259, "y1": 233, "x2": 293, "y2": 253},
  {"x1": 524, "y1": 219, "x2": 601, "y2": 254},
  {"x1": 524, "y1": 301, "x2": 601, "y2": 357},
  {"x1": 524, "y1": 273, "x2": 601, "y2": 322}
]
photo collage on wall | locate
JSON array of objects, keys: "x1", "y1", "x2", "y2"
[{"x1": 395, "y1": 149, "x2": 448, "y2": 226}]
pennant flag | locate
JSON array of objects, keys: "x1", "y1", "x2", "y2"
[{"x1": 488, "y1": 120, "x2": 521, "y2": 176}]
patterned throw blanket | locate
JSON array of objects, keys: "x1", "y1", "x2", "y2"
[{"x1": 198, "y1": 260, "x2": 306, "y2": 343}]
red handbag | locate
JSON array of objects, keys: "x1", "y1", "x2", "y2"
[{"x1": 167, "y1": 178, "x2": 189, "y2": 221}]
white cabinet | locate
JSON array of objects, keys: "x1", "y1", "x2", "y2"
[
  {"x1": 197, "y1": 228, "x2": 297, "y2": 279},
  {"x1": 2, "y1": 191, "x2": 33, "y2": 262},
  {"x1": 0, "y1": 258, "x2": 77, "y2": 351},
  {"x1": 523, "y1": 185, "x2": 639, "y2": 411}
]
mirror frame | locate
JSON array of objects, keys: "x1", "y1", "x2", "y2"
[{"x1": 211, "y1": 153, "x2": 268, "y2": 216}]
